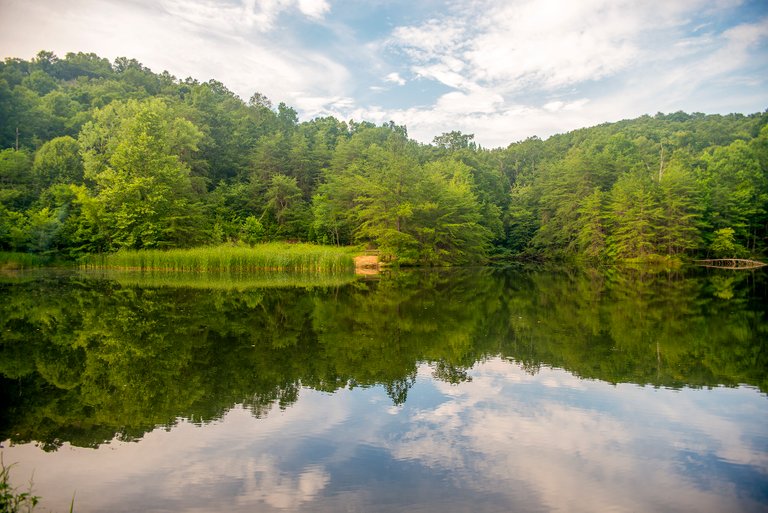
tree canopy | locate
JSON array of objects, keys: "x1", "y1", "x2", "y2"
[{"x1": 1, "y1": 51, "x2": 766, "y2": 264}]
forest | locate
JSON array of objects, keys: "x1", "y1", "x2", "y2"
[{"x1": 1, "y1": 51, "x2": 767, "y2": 265}]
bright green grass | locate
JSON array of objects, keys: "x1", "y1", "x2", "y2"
[
  {"x1": 82, "y1": 243, "x2": 356, "y2": 273},
  {"x1": 0, "y1": 251, "x2": 53, "y2": 270}
]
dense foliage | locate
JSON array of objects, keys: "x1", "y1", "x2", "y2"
[{"x1": 1, "y1": 51, "x2": 767, "y2": 264}]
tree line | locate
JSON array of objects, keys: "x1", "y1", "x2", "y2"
[{"x1": 1, "y1": 51, "x2": 766, "y2": 264}]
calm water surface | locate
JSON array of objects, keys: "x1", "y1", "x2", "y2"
[{"x1": 1, "y1": 267, "x2": 766, "y2": 512}]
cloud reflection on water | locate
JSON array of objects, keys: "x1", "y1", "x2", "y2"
[
  {"x1": 384, "y1": 359, "x2": 768, "y2": 512},
  {"x1": 3, "y1": 358, "x2": 766, "y2": 512}
]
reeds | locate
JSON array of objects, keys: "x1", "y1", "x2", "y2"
[
  {"x1": 0, "y1": 251, "x2": 52, "y2": 270},
  {"x1": 82, "y1": 243, "x2": 356, "y2": 273}
]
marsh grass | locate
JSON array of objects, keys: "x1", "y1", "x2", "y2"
[
  {"x1": 82, "y1": 243, "x2": 356, "y2": 273},
  {"x1": 0, "y1": 252, "x2": 52, "y2": 270}
]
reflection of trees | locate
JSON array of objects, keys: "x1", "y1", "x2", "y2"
[
  {"x1": 309, "y1": 269, "x2": 502, "y2": 402},
  {"x1": 0, "y1": 266, "x2": 765, "y2": 449},
  {"x1": 501, "y1": 267, "x2": 768, "y2": 391}
]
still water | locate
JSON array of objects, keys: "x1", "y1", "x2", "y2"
[{"x1": 1, "y1": 267, "x2": 766, "y2": 512}]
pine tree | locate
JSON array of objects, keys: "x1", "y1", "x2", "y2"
[
  {"x1": 606, "y1": 172, "x2": 664, "y2": 260},
  {"x1": 658, "y1": 156, "x2": 703, "y2": 256}
]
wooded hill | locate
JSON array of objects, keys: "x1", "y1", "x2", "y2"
[{"x1": 1, "y1": 51, "x2": 766, "y2": 265}]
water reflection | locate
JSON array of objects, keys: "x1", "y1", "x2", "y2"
[
  {"x1": 4, "y1": 361, "x2": 766, "y2": 512},
  {"x1": 0, "y1": 267, "x2": 766, "y2": 512}
]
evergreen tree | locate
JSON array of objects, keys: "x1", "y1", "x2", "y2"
[
  {"x1": 606, "y1": 172, "x2": 664, "y2": 259},
  {"x1": 658, "y1": 155, "x2": 703, "y2": 256},
  {"x1": 575, "y1": 187, "x2": 607, "y2": 260}
]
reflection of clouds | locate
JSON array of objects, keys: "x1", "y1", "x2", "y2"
[
  {"x1": 4, "y1": 398, "x2": 346, "y2": 512},
  {"x1": 160, "y1": 451, "x2": 329, "y2": 511},
  {"x1": 238, "y1": 457, "x2": 329, "y2": 510},
  {"x1": 385, "y1": 359, "x2": 768, "y2": 513},
  {"x1": 4, "y1": 361, "x2": 766, "y2": 512}
]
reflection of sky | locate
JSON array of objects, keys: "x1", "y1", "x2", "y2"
[{"x1": 4, "y1": 359, "x2": 767, "y2": 513}]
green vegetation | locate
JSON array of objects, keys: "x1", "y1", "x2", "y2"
[
  {"x1": 82, "y1": 243, "x2": 355, "y2": 273},
  {"x1": 0, "y1": 51, "x2": 766, "y2": 265},
  {"x1": 0, "y1": 252, "x2": 52, "y2": 270},
  {"x1": 0, "y1": 456, "x2": 39, "y2": 513},
  {"x1": 0, "y1": 268, "x2": 765, "y2": 450}
]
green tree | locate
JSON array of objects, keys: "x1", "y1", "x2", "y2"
[
  {"x1": 0, "y1": 149, "x2": 33, "y2": 210},
  {"x1": 32, "y1": 135, "x2": 83, "y2": 191},
  {"x1": 319, "y1": 131, "x2": 490, "y2": 264},
  {"x1": 575, "y1": 188, "x2": 607, "y2": 260},
  {"x1": 432, "y1": 131, "x2": 476, "y2": 151},
  {"x1": 21, "y1": 69, "x2": 58, "y2": 95},
  {"x1": 505, "y1": 184, "x2": 539, "y2": 254},
  {"x1": 531, "y1": 149, "x2": 597, "y2": 255},
  {"x1": 352, "y1": 143, "x2": 421, "y2": 261},
  {"x1": 606, "y1": 172, "x2": 664, "y2": 260},
  {"x1": 411, "y1": 159, "x2": 490, "y2": 265},
  {"x1": 700, "y1": 139, "x2": 767, "y2": 252},
  {"x1": 657, "y1": 155, "x2": 703, "y2": 256},
  {"x1": 21, "y1": 206, "x2": 61, "y2": 253},
  {"x1": 78, "y1": 98, "x2": 205, "y2": 250},
  {"x1": 709, "y1": 227, "x2": 746, "y2": 258},
  {"x1": 263, "y1": 174, "x2": 308, "y2": 239},
  {"x1": 240, "y1": 215, "x2": 265, "y2": 245}
]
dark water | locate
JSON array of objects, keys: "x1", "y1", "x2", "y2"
[{"x1": 1, "y1": 267, "x2": 766, "y2": 512}]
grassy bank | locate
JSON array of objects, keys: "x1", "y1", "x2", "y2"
[{"x1": 82, "y1": 243, "x2": 356, "y2": 273}]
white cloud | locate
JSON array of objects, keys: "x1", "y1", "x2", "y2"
[
  {"x1": 541, "y1": 99, "x2": 592, "y2": 113},
  {"x1": 412, "y1": 63, "x2": 470, "y2": 89},
  {"x1": 390, "y1": 0, "x2": 656, "y2": 93},
  {"x1": 465, "y1": 0, "x2": 640, "y2": 90},
  {"x1": 161, "y1": 0, "x2": 330, "y2": 32},
  {"x1": 392, "y1": 18, "x2": 468, "y2": 62},
  {"x1": 236, "y1": 458, "x2": 330, "y2": 510},
  {"x1": 384, "y1": 72, "x2": 406, "y2": 85},
  {"x1": 292, "y1": 95, "x2": 356, "y2": 117},
  {"x1": 322, "y1": 100, "x2": 602, "y2": 147},
  {"x1": 297, "y1": 0, "x2": 330, "y2": 19},
  {"x1": 543, "y1": 101, "x2": 564, "y2": 112},
  {"x1": 434, "y1": 89, "x2": 504, "y2": 114}
]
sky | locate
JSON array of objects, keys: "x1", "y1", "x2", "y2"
[{"x1": 1, "y1": 0, "x2": 767, "y2": 147}]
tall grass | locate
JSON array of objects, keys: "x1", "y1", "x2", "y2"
[
  {"x1": 0, "y1": 455, "x2": 40, "y2": 512},
  {"x1": 82, "y1": 243, "x2": 356, "y2": 273},
  {"x1": 0, "y1": 251, "x2": 52, "y2": 270}
]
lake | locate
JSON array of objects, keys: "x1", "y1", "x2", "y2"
[{"x1": 1, "y1": 267, "x2": 766, "y2": 512}]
